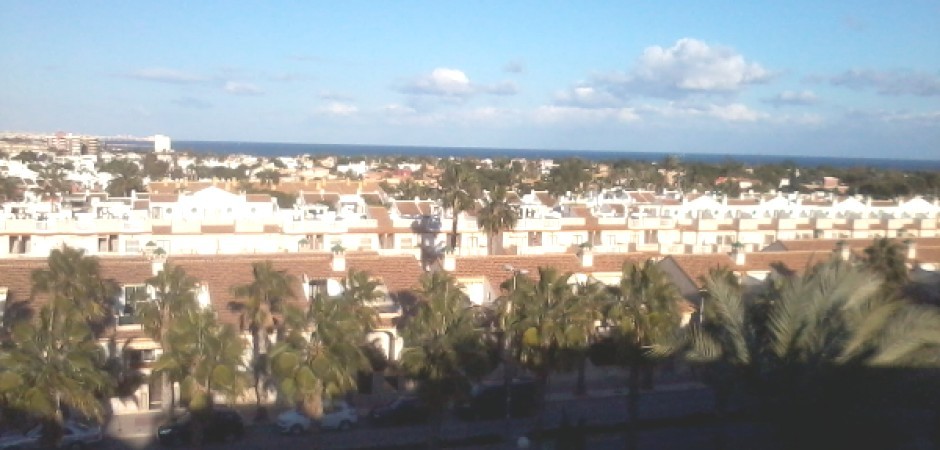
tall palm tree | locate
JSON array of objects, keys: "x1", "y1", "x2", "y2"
[
  {"x1": 501, "y1": 267, "x2": 600, "y2": 445},
  {"x1": 439, "y1": 160, "x2": 479, "y2": 250},
  {"x1": 0, "y1": 305, "x2": 113, "y2": 448},
  {"x1": 153, "y1": 308, "x2": 248, "y2": 445},
  {"x1": 230, "y1": 261, "x2": 296, "y2": 421},
  {"x1": 476, "y1": 187, "x2": 518, "y2": 255},
  {"x1": 30, "y1": 246, "x2": 117, "y2": 336},
  {"x1": 268, "y1": 268, "x2": 380, "y2": 423},
  {"x1": 137, "y1": 264, "x2": 200, "y2": 418},
  {"x1": 689, "y1": 258, "x2": 940, "y2": 447},
  {"x1": 400, "y1": 271, "x2": 490, "y2": 450},
  {"x1": 604, "y1": 260, "x2": 682, "y2": 448}
]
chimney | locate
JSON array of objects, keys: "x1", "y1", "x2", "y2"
[
  {"x1": 579, "y1": 244, "x2": 594, "y2": 268},
  {"x1": 331, "y1": 248, "x2": 346, "y2": 272},
  {"x1": 443, "y1": 251, "x2": 456, "y2": 271},
  {"x1": 905, "y1": 239, "x2": 917, "y2": 260},
  {"x1": 836, "y1": 241, "x2": 851, "y2": 261},
  {"x1": 731, "y1": 243, "x2": 746, "y2": 265}
]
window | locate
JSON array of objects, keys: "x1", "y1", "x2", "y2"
[
  {"x1": 117, "y1": 284, "x2": 148, "y2": 325},
  {"x1": 8, "y1": 236, "x2": 30, "y2": 254},
  {"x1": 126, "y1": 239, "x2": 140, "y2": 254}
]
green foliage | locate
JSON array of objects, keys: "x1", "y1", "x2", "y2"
[
  {"x1": 400, "y1": 271, "x2": 490, "y2": 447},
  {"x1": 0, "y1": 247, "x2": 117, "y2": 445},
  {"x1": 439, "y1": 160, "x2": 481, "y2": 248},
  {"x1": 270, "y1": 269, "x2": 378, "y2": 418},
  {"x1": 545, "y1": 159, "x2": 591, "y2": 197},
  {"x1": 154, "y1": 308, "x2": 248, "y2": 412},
  {"x1": 688, "y1": 258, "x2": 940, "y2": 445},
  {"x1": 476, "y1": 186, "x2": 519, "y2": 255}
]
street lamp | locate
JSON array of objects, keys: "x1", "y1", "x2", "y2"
[{"x1": 501, "y1": 264, "x2": 528, "y2": 443}]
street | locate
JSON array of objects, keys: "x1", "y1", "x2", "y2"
[{"x1": 101, "y1": 386, "x2": 726, "y2": 449}]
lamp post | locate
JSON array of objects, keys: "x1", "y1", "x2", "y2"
[{"x1": 502, "y1": 264, "x2": 528, "y2": 444}]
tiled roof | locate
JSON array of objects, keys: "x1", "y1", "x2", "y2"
[
  {"x1": 152, "y1": 225, "x2": 172, "y2": 234},
  {"x1": 914, "y1": 247, "x2": 940, "y2": 265},
  {"x1": 0, "y1": 255, "x2": 157, "y2": 322},
  {"x1": 150, "y1": 194, "x2": 179, "y2": 203},
  {"x1": 664, "y1": 254, "x2": 730, "y2": 288},
  {"x1": 302, "y1": 193, "x2": 341, "y2": 204},
  {"x1": 535, "y1": 192, "x2": 557, "y2": 207},
  {"x1": 169, "y1": 252, "x2": 426, "y2": 326},
  {"x1": 246, "y1": 194, "x2": 272, "y2": 203}
]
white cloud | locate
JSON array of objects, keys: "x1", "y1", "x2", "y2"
[
  {"x1": 554, "y1": 85, "x2": 623, "y2": 108},
  {"x1": 556, "y1": 38, "x2": 772, "y2": 109},
  {"x1": 126, "y1": 68, "x2": 207, "y2": 84},
  {"x1": 829, "y1": 69, "x2": 940, "y2": 96},
  {"x1": 399, "y1": 68, "x2": 518, "y2": 99},
  {"x1": 632, "y1": 38, "x2": 771, "y2": 92},
  {"x1": 765, "y1": 90, "x2": 819, "y2": 106},
  {"x1": 402, "y1": 68, "x2": 474, "y2": 97},
  {"x1": 318, "y1": 102, "x2": 358, "y2": 116},
  {"x1": 224, "y1": 81, "x2": 263, "y2": 96}
]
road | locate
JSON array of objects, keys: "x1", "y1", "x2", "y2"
[{"x1": 101, "y1": 387, "x2": 727, "y2": 449}]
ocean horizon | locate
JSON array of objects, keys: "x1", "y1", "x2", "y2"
[{"x1": 107, "y1": 140, "x2": 940, "y2": 171}]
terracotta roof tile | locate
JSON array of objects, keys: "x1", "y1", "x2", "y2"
[
  {"x1": 246, "y1": 194, "x2": 272, "y2": 203},
  {"x1": 150, "y1": 194, "x2": 179, "y2": 203}
]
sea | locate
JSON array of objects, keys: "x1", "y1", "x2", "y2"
[{"x1": 107, "y1": 140, "x2": 940, "y2": 171}]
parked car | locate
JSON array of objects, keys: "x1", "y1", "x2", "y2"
[
  {"x1": 456, "y1": 378, "x2": 538, "y2": 421},
  {"x1": 157, "y1": 407, "x2": 245, "y2": 446},
  {"x1": 275, "y1": 400, "x2": 358, "y2": 434},
  {"x1": 368, "y1": 396, "x2": 431, "y2": 426},
  {"x1": 0, "y1": 421, "x2": 103, "y2": 450}
]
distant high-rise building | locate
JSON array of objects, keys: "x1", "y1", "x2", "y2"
[
  {"x1": 154, "y1": 134, "x2": 172, "y2": 153},
  {"x1": 47, "y1": 132, "x2": 99, "y2": 155}
]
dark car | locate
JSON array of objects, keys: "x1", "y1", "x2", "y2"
[
  {"x1": 157, "y1": 408, "x2": 245, "y2": 445},
  {"x1": 369, "y1": 396, "x2": 431, "y2": 426},
  {"x1": 456, "y1": 378, "x2": 538, "y2": 421}
]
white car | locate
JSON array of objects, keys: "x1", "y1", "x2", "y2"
[
  {"x1": 0, "y1": 421, "x2": 103, "y2": 450},
  {"x1": 276, "y1": 400, "x2": 358, "y2": 434}
]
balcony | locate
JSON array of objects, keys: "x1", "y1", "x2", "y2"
[{"x1": 628, "y1": 217, "x2": 677, "y2": 229}]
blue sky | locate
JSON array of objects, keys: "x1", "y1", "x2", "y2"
[{"x1": 1, "y1": 1, "x2": 938, "y2": 159}]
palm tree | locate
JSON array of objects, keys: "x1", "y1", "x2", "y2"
[
  {"x1": 35, "y1": 165, "x2": 71, "y2": 200},
  {"x1": 603, "y1": 260, "x2": 682, "y2": 448},
  {"x1": 476, "y1": 186, "x2": 518, "y2": 255},
  {"x1": 100, "y1": 159, "x2": 145, "y2": 197},
  {"x1": 230, "y1": 261, "x2": 296, "y2": 421},
  {"x1": 268, "y1": 268, "x2": 380, "y2": 421},
  {"x1": 0, "y1": 305, "x2": 113, "y2": 448},
  {"x1": 689, "y1": 258, "x2": 940, "y2": 447},
  {"x1": 153, "y1": 308, "x2": 248, "y2": 445},
  {"x1": 0, "y1": 247, "x2": 117, "y2": 447},
  {"x1": 400, "y1": 271, "x2": 490, "y2": 449},
  {"x1": 137, "y1": 264, "x2": 200, "y2": 418},
  {"x1": 30, "y1": 246, "x2": 117, "y2": 336},
  {"x1": 439, "y1": 160, "x2": 479, "y2": 250},
  {"x1": 862, "y1": 237, "x2": 909, "y2": 295},
  {"x1": 500, "y1": 267, "x2": 600, "y2": 445}
]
